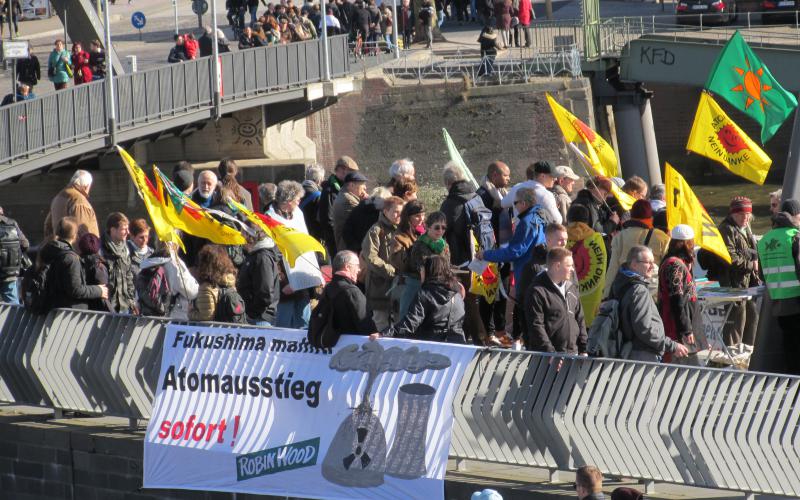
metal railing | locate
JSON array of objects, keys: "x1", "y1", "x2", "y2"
[
  {"x1": 530, "y1": 13, "x2": 800, "y2": 60},
  {"x1": 0, "y1": 35, "x2": 350, "y2": 169},
  {"x1": 383, "y1": 46, "x2": 582, "y2": 84},
  {"x1": 0, "y1": 303, "x2": 798, "y2": 497}
]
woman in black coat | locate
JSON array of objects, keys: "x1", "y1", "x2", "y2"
[
  {"x1": 376, "y1": 255, "x2": 466, "y2": 343},
  {"x1": 77, "y1": 233, "x2": 114, "y2": 313}
]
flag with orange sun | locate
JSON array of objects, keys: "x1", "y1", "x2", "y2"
[
  {"x1": 687, "y1": 91, "x2": 772, "y2": 185},
  {"x1": 706, "y1": 31, "x2": 797, "y2": 144}
]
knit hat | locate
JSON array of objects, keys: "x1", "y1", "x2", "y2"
[
  {"x1": 729, "y1": 196, "x2": 753, "y2": 214},
  {"x1": 77, "y1": 233, "x2": 101, "y2": 255},
  {"x1": 471, "y1": 489, "x2": 503, "y2": 500},
  {"x1": 781, "y1": 199, "x2": 800, "y2": 216},
  {"x1": 671, "y1": 224, "x2": 695, "y2": 241},
  {"x1": 567, "y1": 204, "x2": 590, "y2": 225},
  {"x1": 630, "y1": 199, "x2": 653, "y2": 220},
  {"x1": 173, "y1": 170, "x2": 194, "y2": 192}
]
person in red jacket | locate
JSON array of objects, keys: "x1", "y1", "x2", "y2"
[
  {"x1": 517, "y1": 0, "x2": 533, "y2": 47},
  {"x1": 71, "y1": 42, "x2": 93, "y2": 85},
  {"x1": 184, "y1": 33, "x2": 199, "y2": 59}
]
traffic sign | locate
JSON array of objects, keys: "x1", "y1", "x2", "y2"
[
  {"x1": 1, "y1": 40, "x2": 30, "y2": 60},
  {"x1": 192, "y1": 0, "x2": 208, "y2": 15},
  {"x1": 131, "y1": 11, "x2": 147, "y2": 29}
]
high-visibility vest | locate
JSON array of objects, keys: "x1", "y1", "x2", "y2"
[{"x1": 758, "y1": 227, "x2": 800, "y2": 300}]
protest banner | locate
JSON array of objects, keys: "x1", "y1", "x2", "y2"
[{"x1": 144, "y1": 325, "x2": 477, "y2": 499}]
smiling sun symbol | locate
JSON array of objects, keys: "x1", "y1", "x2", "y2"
[{"x1": 731, "y1": 56, "x2": 772, "y2": 112}]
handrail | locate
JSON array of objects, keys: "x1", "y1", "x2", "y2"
[
  {"x1": 0, "y1": 35, "x2": 350, "y2": 169},
  {"x1": 0, "y1": 303, "x2": 798, "y2": 497}
]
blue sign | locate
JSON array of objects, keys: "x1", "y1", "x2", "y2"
[{"x1": 131, "y1": 11, "x2": 147, "y2": 29}]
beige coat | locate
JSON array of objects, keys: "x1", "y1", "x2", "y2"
[
  {"x1": 332, "y1": 190, "x2": 360, "y2": 254},
  {"x1": 360, "y1": 213, "x2": 397, "y2": 311},
  {"x1": 44, "y1": 185, "x2": 99, "y2": 240},
  {"x1": 603, "y1": 223, "x2": 670, "y2": 298}
]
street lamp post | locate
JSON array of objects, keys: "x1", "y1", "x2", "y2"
[
  {"x1": 104, "y1": 0, "x2": 117, "y2": 144},
  {"x1": 210, "y1": 0, "x2": 221, "y2": 117},
  {"x1": 392, "y1": 0, "x2": 399, "y2": 59},
  {"x1": 320, "y1": 0, "x2": 330, "y2": 81}
]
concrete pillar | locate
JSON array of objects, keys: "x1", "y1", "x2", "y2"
[
  {"x1": 612, "y1": 92, "x2": 661, "y2": 186},
  {"x1": 640, "y1": 98, "x2": 662, "y2": 185}
]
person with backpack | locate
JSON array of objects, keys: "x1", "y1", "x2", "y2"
[
  {"x1": 77, "y1": 233, "x2": 113, "y2": 312},
  {"x1": 30, "y1": 217, "x2": 108, "y2": 313},
  {"x1": 101, "y1": 213, "x2": 138, "y2": 314},
  {"x1": 189, "y1": 244, "x2": 244, "y2": 323},
  {"x1": 604, "y1": 245, "x2": 688, "y2": 362},
  {"x1": 307, "y1": 251, "x2": 376, "y2": 348},
  {"x1": 137, "y1": 242, "x2": 199, "y2": 320},
  {"x1": 524, "y1": 247, "x2": 586, "y2": 354},
  {"x1": 0, "y1": 207, "x2": 29, "y2": 304},
  {"x1": 657, "y1": 225, "x2": 698, "y2": 362},
  {"x1": 236, "y1": 228, "x2": 281, "y2": 326},
  {"x1": 477, "y1": 187, "x2": 546, "y2": 345}
]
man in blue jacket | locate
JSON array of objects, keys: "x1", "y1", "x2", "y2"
[{"x1": 477, "y1": 187, "x2": 545, "y2": 343}]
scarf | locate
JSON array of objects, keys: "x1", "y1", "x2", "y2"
[
  {"x1": 419, "y1": 233, "x2": 446, "y2": 254},
  {"x1": 328, "y1": 173, "x2": 342, "y2": 192},
  {"x1": 480, "y1": 177, "x2": 508, "y2": 210}
]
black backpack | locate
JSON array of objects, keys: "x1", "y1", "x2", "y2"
[
  {"x1": 22, "y1": 261, "x2": 54, "y2": 315},
  {"x1": 587, "y1": 284, "x2": 634, "y2": 359},
  {"x1": 0, "y1": 218, "x2": 22, "y2": 280},
  {"x1": 463, "y1": 196, "x2": 496, "y2": 253},
  {"x1": 214, "y1": 286, "x2": 246, "y2": 324},
  {"x1": 226, "y1": 245, "x2": 246, "y2": 268},
  {"x1": 135, "y1": 264, "x2": 174, "y2": 317},
  {"x1": 307, "y1": 286, "x2": 340, "y2": 348}
]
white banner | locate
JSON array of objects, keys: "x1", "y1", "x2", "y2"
[{"x1": 144, "y1": 325, "x2": 477, "y2": 499}]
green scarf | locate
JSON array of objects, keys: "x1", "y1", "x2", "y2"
[
  {"x1": 419, "y1": 233, "x2": 446, "y2": 254},
  {"x1": 328, "y1": 174, "x2": 342, "y2": 192}
]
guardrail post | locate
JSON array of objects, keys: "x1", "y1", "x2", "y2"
[
  {"x1": 548, "y1": 469, "x2": 560, "y2": 483},
  {"x1": 455, "y1": 458, "x2": 467, "y2": 471},
  {"x1": 642, "y1": 480, "x2": 655, "y2": 494}
]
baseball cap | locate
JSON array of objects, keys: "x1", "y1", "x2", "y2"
[
  {"x1": 344, "y1": 172, "x2": 367, "y2": 184},
  {"x1": 554, "y1": 165, "x2": 579, "y2": 180}
]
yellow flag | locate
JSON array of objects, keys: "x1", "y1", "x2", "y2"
[
  {"x1": 229, "y1": 199, "x2": 326, "y2": 268},
  {"x1": 546, "y1": 93, "x2": 620, "y2": 178},
  {"x1": 566, "y1": 142, "x2": 636, "y2": 211},
  {"x1": 687, "y1": 91, "x2": 772, "y2": 185},
  {"x1": 153, "y1": 167, "x2": 247, "y2": 246},
  {"x1": 117, "y1": 146, "x2": 186, "y2": 251},
  {"x1": 664, "y1": 163, "x2": 732, "y2": 264},
  {"x1": 470, "y1": 262, "x2": 501, "y2": 304},
  {"x1": 567, "y1": 231, "x2": 606, "y2": 325}
]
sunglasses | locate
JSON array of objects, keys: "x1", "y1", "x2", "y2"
[{"x1": 431, "y1": 224, "x2": 447, "y2": 230}]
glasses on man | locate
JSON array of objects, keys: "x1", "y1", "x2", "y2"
[{"x1": 431, "y1": 224, "x2": 447, "y2": 231}]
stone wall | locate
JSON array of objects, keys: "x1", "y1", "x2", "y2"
[{"x1": 306, "y1": 77, "x2": 596, "y2": 190}]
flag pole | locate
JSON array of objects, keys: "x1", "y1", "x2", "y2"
[
  {"x1": 782, "y1": 95, "x2": 800, "y2": 201},
  {"x1": 566, "y1": 141, "x2": 616, "y2": 215}
]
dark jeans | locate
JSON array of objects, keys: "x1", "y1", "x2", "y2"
[
  {"x1": 478, "y1": 265, "x2": 509, "y2": 335},
  {"x1": 777, "y1": 314, "x2": 800, "y2": 376}
]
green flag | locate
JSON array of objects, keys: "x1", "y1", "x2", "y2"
[
  {"x1": 442, "y1": 128, "x2": 479, "y2": 189},
  {"x1": 705, "y1": 31, "x2": 797, "y2": 143}
]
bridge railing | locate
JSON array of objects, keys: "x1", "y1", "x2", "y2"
[
  {"x1": 0, "y1": 303, "x2": 798, "y2": 497},
  {"x1": 530, "y1": 15, "x2": 800, "y2": 60},
  {"x1": 0, "y1": 35, "x2": 350, "y2": 169}
]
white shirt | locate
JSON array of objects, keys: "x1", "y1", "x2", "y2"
[{"x1": 501, "y1": 179, "x2": 563, "y2": 224}]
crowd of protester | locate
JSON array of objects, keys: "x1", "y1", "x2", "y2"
[{"x1": 1, "y1": 152, "x2": 798, "y2": 373}]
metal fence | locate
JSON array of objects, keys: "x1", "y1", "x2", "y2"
[
  {"x1": 529, "y1": 15, "x2": 800, "y2": 60},
  {"x1": 0, "y1": 304, "x2": 799, "y2": 497},
  {"x1": 0, "y1": 35, "x2": 350, "y2": 168},
  {"x1": 383, "y1": 46, "x2": 582, "y2": 84}
]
